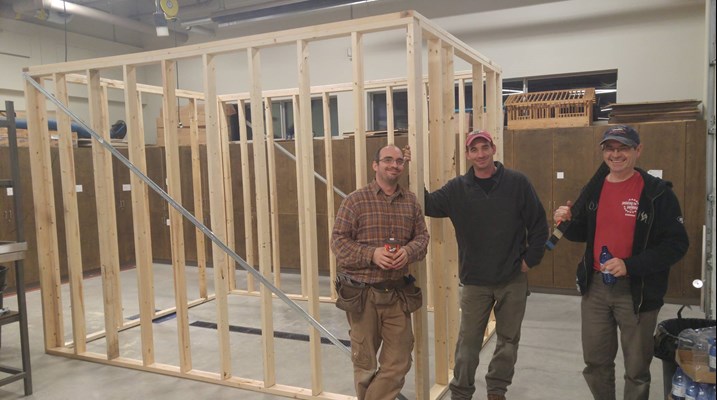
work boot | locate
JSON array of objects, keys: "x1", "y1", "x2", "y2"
[{"x1": 487, "y1": 394, "x2": 506, "y2": 400}]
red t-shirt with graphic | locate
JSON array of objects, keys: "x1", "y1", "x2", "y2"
[{"x1": 593, "y1": 172, "x2": 645, "y2": 271}]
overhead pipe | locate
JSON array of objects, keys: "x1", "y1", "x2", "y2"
[{"x1": 13, "y1": 0, "x2": 189, "y2": 41}]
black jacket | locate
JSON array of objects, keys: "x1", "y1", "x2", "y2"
[
  {"x1": 425, "y1": 162, "x2": 548, "y2": 286},
  {"x1": 564, "y1": 168, "x2": 689, "y2": 314}
]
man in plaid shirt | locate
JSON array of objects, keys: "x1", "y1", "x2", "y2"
[{"x1": 331, "y1": 144, "x2": 429, "y2": 400}]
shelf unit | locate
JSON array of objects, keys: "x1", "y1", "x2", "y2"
[{"x1": 0, "y1": 100, "x2": 33, "y2": 395}]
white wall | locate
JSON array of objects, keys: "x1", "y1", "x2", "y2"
[{"x1": 2, "y1": 0, "x2": 708, "y2": 140}]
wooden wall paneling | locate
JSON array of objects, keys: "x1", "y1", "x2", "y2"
[
  {"x1": 310, "y1": 130, "x2": 329, "y2": 275},
  {"x1": 682, "y1": 120, "x2": 707, "y2": 301},
  {"x1": 149, "y1": 144, "x2": 170, "y2": 263},
  {"x1": 248, "y1": 46, "x2": 277, "y2": 386},
  {"x1": 264, "y1": 97, "x2": 282, "y2": 288},
  {"x1": 161, "y1": 59, "x2": 192, "y2": 372},
  {"x1": 634, "y1": 122, "x2": 687, "y2": 299},
  {"x1": 552, "y1": 128, "x2": 595, "y2": 289},
  {"x1": 24, "y1": 77, "x2": 65, "y2": 350},
  {"x1": 351, "y1": 31, "x2": 367, "y2": 188},
  {"x1": 202, "y1": 52, "x2": 233, "y2": 379},
  {"x1": 512, "y1": 129, "x2": 554, "y2": 288},
  {"x1": 188, "y1": 99, "x2": 208, "y2": 298},
  {"x1": 73, "y1": 148, "x2": 101, "y2": 277},
  {"x1": 54, "y1": 72, "x2": 87, "y2": 353},
  {"x1": 113, "y1": 148, "x2": 135, "y2": 267},
  {"x1": 237, "y1": 101, "x2": 256, "y2": 293},
  {"x1": 2, "y1": 148, "x2": 44, "y2": 291},
  {"x1": 427, "y1": 37, "x2": 447, "y2": 385},
  {"x1": 123, "y1": 64, "x2": 156, "y2": 366},
  {"x1": 179, "y1": 146, "x2": 198, "y2": 264},
  {"x1": 297, "y1": 38, "x2": 323, "y2": 395},
  {"x1": 322, "y1": 92, "x2": 337, "y2": 298},
  {"x1": 87, "y1": 69, "x2": 121, "y2": 357},
  {"x1": 406, "y1": 20, "x2": 430, "y2": 400}
]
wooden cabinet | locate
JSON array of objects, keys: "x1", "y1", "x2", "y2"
[{"x1": 505, "y1": 121, "x2": 707, "y2": 302}]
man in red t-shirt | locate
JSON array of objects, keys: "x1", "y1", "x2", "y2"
[{"x1": 553, "y1": 125, "x2": 689, "y2": 400}]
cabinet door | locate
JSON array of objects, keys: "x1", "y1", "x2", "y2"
[
  {"x1": 148, "y1": 146, "x2": 170, "y2": 262},
  {"x1": 511, "y1": 129, "x2": 554, "y2": 288},
  {"x1": 552, "y1": 127, "x2": 599, "y2": 289},
  {"x1": 633, "y1": 122, "x2": 687, "y2": 300}
]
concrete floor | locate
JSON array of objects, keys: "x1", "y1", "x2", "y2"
[{"x1": 0, "y1": 263, "x2": 707, "y2": 399}]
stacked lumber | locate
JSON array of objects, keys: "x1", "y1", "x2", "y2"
[{"x1": 608, "y1": 100, "x2": 701, "y2": 124}]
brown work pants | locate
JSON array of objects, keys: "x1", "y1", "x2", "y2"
[{"x1": 346, "y1": 287, "x2": 414, "y2": 400}]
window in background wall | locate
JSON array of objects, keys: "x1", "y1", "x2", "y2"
[
  {"x1": 369, "y1": 90, "x2": 409, "y2": 131},
  {"x1": 368, "y1": 70, "x2": 617, "y2": 129},
  {"x1": 241, "y1": 96, "x2": 339, "y2": 140}
]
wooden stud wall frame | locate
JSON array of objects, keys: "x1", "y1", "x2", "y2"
[{"x1": 22, "y1": 11, "x2": 502, "y2": 400}]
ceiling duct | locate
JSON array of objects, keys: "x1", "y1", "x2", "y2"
[
  {"x1": 12, "y1": 0, "x2": 189, "y2": 40},
  {"x1": 210, "y1": 0, "x2": 377, "y2": 28}
]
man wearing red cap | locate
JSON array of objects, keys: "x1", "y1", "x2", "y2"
[
  {"x1": 553, "y1": 125, "x2": 688, "y2": 400},
  {"x1": 424, "y1": 130, "x2": 549, "y2": 400}
]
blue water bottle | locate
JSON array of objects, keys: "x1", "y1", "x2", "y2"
[
  {"x1": 599, "y1": 245, "x2": 617, "y2": 285},
  {"x1": 696, "y1": 383, "x2": 710, "y2": 400},
  {"x1": 687, "y1": 380, "x2": 699, "y2": 400},
  {"x1": 672, "y1": 367, "x2": 687, "y2": 400}
]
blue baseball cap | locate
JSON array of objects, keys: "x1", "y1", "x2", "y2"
[{"x1": 600, "y1": 125, "x2": 640, "y2": 147}]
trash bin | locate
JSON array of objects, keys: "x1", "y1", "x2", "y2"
[{"x1": 654, "y1": 305, "x2": 716, "y2": 398}]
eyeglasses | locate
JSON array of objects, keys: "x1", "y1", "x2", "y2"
[
  {"x1": 601, "y1": 145, "x2": 634, "y2": 154},
  {"x1": 379, "y1": 157, "x2": 405, "y2": 166}
]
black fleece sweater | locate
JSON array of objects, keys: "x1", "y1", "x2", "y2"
[{"x1": 425, "y1": 162, "x2": 549, "y2": 286}]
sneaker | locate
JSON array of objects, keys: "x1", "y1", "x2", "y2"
[{"x1": 487, "y1": 394, "x2": 506, "y2": 400}]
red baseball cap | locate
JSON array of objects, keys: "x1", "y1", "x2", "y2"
[{"x1": 465, "y1": 130, "x2": 494, "y2": 148}]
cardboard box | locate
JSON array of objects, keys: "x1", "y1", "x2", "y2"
[{"x1": 676, "y1": 348, "x2": 716, "y2": 384}]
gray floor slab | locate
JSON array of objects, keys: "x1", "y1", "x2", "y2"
[{"x1": 0, "y1": 263, "x2": 707, "y2": 399}]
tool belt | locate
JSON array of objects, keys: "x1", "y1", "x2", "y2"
[{"x1": 334, "y1": 274, "x2": 422, "y2": 314}]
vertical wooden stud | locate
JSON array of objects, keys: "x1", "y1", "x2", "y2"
[
  {"x1": 351, "y1": 31, "x2": 367, "y2": 187},
  {"x1": 54, "y1": 72, "x2": 87, "y2": 354},
  {"x1": 264, "y1": 96, "x2": 282, "y2": 288},
  {"x1": 472, "y1": 64, "x2": 484, "y2": 131},
  {"x1": 322, "y1": 92, "x2": 338, "y2": 299},
  {"x1": 386, "y1": 85, "x2": 395, "y2": 144},
  {"x1": 123, "y1": 64, "x2": 156, "y2": 365},
  {"x1": 406, "y1": 20, "x2": 430, "y2": 400},
  {"x1": 87, "y1": 69, "x2": 121, "y2": 359},
  {"x1": 203, "y1": 53, "x2": 232, "y2": 380},
  {"x1": 24, "y1": 77, "x2": 64, "y2": 350},
  {"x1": 427, "y1": 38, "x2": 448, "y2": 386},
  {"x1": 292, "y1": 94, "x2": 307, "y2": 297},
  {"x1": 297, "y1": 39, "x2": 323, "y2": 395},
  {"x1": 219, "y1": 102, "x2": 238, "y2": 290},
  {"x1": 161, "y1": 59, "x2": 192, "y2": 372},
  {"x1": 457, "y1": 78, "x2": 467, "y2": 174},
  {"x1": 188, "y1": 98, "x2": 208, "y2": 298},
  {"x1": 248, "y1": 46, "x2": 277, "y2": 386},
  {"x1": 237, "y1": 100, "x2": 256, "y2": 293}
]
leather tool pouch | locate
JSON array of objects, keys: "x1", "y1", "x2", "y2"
[
  {"x1": 334, "y1": 276, "x2": 367, "y2": 313},
  {"x1": 400, "y1": 279, "x2": 423, "y2": 314}
]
